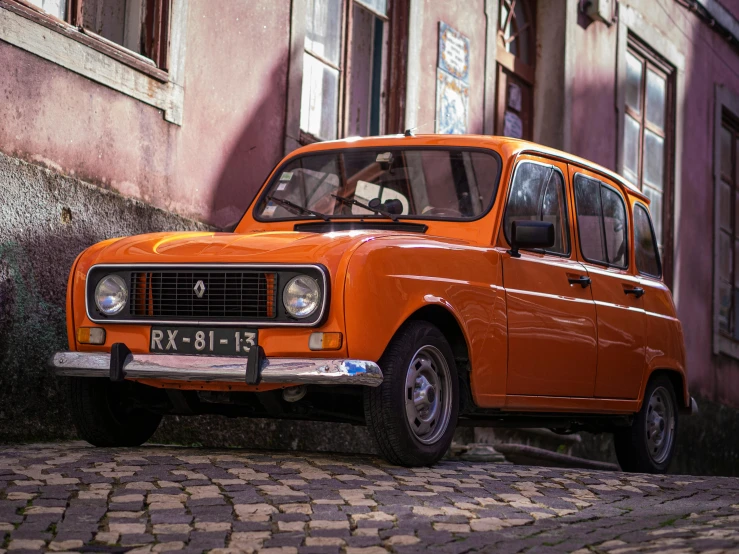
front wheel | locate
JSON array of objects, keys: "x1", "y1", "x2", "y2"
[
  {"x1": 364, "y1": 321, "x2": 459, "y2": 466},
  {"x1": 614, "y1": 375, "x2": 679, "y2": 473},
  {"x1": 67, "y1": 377, "x2": 162, "y2": 447}
]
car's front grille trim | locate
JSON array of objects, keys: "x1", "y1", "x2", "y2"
[{"x1": 84, "y1": 263, "x2": 329, "y2": 327}]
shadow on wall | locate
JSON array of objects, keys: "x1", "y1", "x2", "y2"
[
  {"x1": 208, "y1": 58, "x2": 291, "y2": 230},
  {"x1": 0, "y1": 153, "x2": 209, "y2": 442}
]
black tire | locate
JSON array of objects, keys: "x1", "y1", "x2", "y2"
[
  {"x1": 614, "y1": 374, "x2": 679, "y2": 473},
  {"x1": 67, "y1": 377, "x2": 162, "y2": 447},
  {"x1": 364, "y1": 321, "x2": 459, "y2": 467}
]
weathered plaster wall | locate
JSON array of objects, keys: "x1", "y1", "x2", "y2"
[
  {"x1": 569, "y1": 12, "x2": 619, "y2": 170},
  {"x1": 0, "y1": 0, "x2": 291, "y2": 229},
  {"x1": 411, "y1": 0, "x2": 488, "y2": 134}
]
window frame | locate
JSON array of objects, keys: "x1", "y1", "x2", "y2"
[
  {"x1": 299, "y1": 0, "x2": 391, "y2": 145},
  {"x1": 502, "y1": 159, "x2": 572, "y2": 258},
  {"x1": 618, "y1": 32, "x2": 676, "y2": 286},
  {"x1": 713, "y1": 85, "x2": 739, "y2": 359},
  {"x1": 1, "y1": 0, "x2": 171, "y2": 80},
  {"x1": 0, "y1": 0, "x2": 185, "y2": 124},
  {"x1": 495, "y1": 0, "x2": 536, "y2": 140},
  {"x1": 633, "y1": 201, "x2": 663, "y2": 280},
  {"x1": 573, "y1": 173, "x2": 630, "y2": 271}
]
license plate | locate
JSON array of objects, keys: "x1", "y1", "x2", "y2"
[{"x1": 150, "y1": 326, "x2": 257, "y2": 357}]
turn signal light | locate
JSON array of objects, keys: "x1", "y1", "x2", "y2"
[
  {"x1": 309, "y1": 332, "x2": 343, "y2": 351},
  {"x1": 77, "y1": 327, "x2": 106, "y2": 345}
]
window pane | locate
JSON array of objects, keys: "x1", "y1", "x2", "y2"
[
  {"x1": 645, "y1": 69, "x2": 666, "y2": 130},
  {"x1": 601, "y1": 187, "x2": 628, "y2": 267},
  {"x1": 346, "y1": 6, "x2": 384, "y2": 137},
  {"x1": 300, "y1": 54, "x2": 339, "y2": 140},
  {"x1": 634, "y1": 204, "x2": 661, "y2": 277},
  {"x1": 643, "y1": 129, "x2": 664, "y2": 191},
  {"x1": 355, "y1": 0, "x2": 387, "y2": 16},
  {"x1": 721, "y1": 126, "x2": 733, "y2": 178},
  {"x1": 305, "y1": 0, "x2": 342, "y2": 65},
  {"x1": 643, "y1": 186, "x2": 663, "y2": 245},
  {"x1": 720, "y1": 230, "x2": 733, "y2": 281},
  {"x1": 719, "y1": 280, "x2": 731, "y2": 333},
  {"x1": 28, "y1": 0, "x2": 66, "y2": 20},
  {"x1": 574, "y1": 175, "x2": 606, "y2": 263},
  {"x1": 541, "y1": 172, "x2": 569, "y2": 254},
  {"x1": 80, "y1": 0, "x2": 131, "y2": 48},
  {"x1": 504, "y1": 163, "x2": 568, "y2": 254},
  {"x1": 256, "y1": 149, "x2": 501, "y2": 221},
  {"x1": 719, "y1": 182, "x2": 731, "y2": 232},
  {"x1": 625, "y1": 51, "x2": 643, "y2": 113},
  {"x1": 623, "y1": 115, "x2": 640, "y2": 184}
]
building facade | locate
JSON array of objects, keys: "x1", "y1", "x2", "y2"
[{"x1": 0, "y1": 0, "x2": 737, "y2": 472}]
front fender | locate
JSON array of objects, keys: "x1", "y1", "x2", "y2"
[{"x1": 343, "y1": 236, "x2": 508, "y2": 406}]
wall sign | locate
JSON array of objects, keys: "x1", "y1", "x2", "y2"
[
  {"x1": 436, "y1": 22, "x2": 470, "y2": 135},
  {"x1": 503, "y1": 111, "x2": 523, "y2": 139},
  {"x1": 436, "y1": 69, "x2": 469, "y2": 135},
  {"x1": 438, "y1": 22, "x2": 470, "y2": 83}
]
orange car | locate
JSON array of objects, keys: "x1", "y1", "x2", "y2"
[{"x1": 53, "y1": 135, "x2": 695, "y2": 472}]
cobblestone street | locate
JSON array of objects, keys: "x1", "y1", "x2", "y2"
[{"x1": 0, "y1": 443, "x2": 737, "y2": 554}]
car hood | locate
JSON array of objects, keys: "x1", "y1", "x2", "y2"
[{"x1": 86, "y1": 229, "x2": 430, "y2": 271}]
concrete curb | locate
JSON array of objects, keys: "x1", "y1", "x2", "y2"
[{"x1": 495, "y1": 443, "x2": 620, "y2": 471}]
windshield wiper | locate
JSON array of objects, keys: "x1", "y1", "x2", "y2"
[
  {"x1": 267, "y1": 195, "x2": 330, "y2": 221},
  {"x1": 331, "y1": 194, "x2": 398, "y2": 221}
]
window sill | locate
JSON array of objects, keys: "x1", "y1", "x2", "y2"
[
  {"x1": 1, "y1": 1, "x2": 169, "y2": 82},
  {"x1": 717, "y1": 334, "x2": 739, "y2": 361},
  {"x1": 0, "y1": 0, "x2": 188, "y2": 124}
]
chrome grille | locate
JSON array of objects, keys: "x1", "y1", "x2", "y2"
[{"x1": 129, "y1": 271, "x2": 276, "y2": 320}]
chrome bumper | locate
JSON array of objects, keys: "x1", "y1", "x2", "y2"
[{"x1": 51, "y1": 351, "x2": 383, "y2": 387}]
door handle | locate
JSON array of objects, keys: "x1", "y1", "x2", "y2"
[
  {"x1": 624, "y1": 287, "x2": 645, "y2": 298},
  {"x1": 568, "y1": 276, "x2": 591, "y2": 288}
]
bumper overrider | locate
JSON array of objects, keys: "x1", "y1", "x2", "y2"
[{"x1": 51, "y1": 351, "x2": 384, "y2": 387}]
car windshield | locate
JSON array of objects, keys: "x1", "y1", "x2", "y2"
[{"x1": 254, "y1": 148, "x2": 501, "y2": 221}]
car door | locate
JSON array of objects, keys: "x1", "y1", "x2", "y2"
[
  {"x1": 569, "y1": 167, "x2": 647, "y2": 399},
  {"x1": 632, "y1": 201, "x2": 685, "y2": 387},
  {"x1": 501, "y1": 156, "x2": 598, "y2": 398}
]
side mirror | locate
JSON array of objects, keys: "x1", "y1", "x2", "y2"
[{"x1": 509, "y1": 220, "x2": 555, "y2": 258}]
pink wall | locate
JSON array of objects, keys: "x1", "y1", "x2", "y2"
[
  {"x1": 568, "y1": 2, "x2": 739, "y2": 407},
  {"x1": 0, "y1": 0, "x2": 291, "y2": 229},
  {"x1": 415, "y1": 0, "x2": 488, "y2": 134}
]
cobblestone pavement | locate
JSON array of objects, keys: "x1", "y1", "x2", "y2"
[{"x1": 1, "y1": 443, "x2": 738, "y2": 554}]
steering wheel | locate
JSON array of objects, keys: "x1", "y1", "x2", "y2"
[{"x1": 422, "y1": 207, "x2": 463, "y2": 217}]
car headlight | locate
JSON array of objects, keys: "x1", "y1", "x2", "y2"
[
  {"x1": 94, "y1": 275, "x2": 128, "y2": 315},
  {"x1": 283, "y1": 275, "x2": 321, "y2": 319}
]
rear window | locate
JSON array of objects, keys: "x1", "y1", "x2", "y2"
[
  {"x1": 254, "y1": 148, "x2": 502, "y2": 221},
  {"x1": 634, "y1": 203, "x2": 662, "y2": 278},
  {"x1": 574, "y1": 174, "x2": 629, "y2": 269}
]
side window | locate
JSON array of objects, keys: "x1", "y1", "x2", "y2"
[
  {"x1": 574, "y1": 174, "x2": 629, "y2": 268},
  {"x1": 504, "y1": 161, "x2": 569, "y2": 255},
  {"x1": 602, "y1": 187, "x2": 628, "y2": 267},
  {"x1": 634, "y1": 204, "x2": 662, "y2": 277}
]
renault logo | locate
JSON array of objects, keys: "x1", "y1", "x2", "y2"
[{"x1": 193, "y1": 280, "x2": 206, "y2": 298}]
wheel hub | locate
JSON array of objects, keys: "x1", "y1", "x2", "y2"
[
  {"x1": 645, "y1": 386, "x2": 675, "y2": 465},
  {"x1": 404, "y1": 346, "x2": 452, "y2": 445}
]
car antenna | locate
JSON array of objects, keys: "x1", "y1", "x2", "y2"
[{"x1": 403, "y1": 120, "x2": 436, "y2": 137}]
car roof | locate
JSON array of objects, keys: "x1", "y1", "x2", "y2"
[{"x1": 293, "y1": 134, "x2": 648, "y2": 203}]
